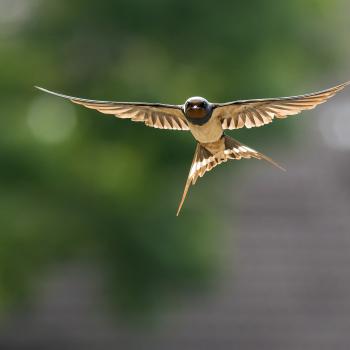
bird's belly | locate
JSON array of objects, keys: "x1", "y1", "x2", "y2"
[{"x1": 188, "y1": 117, "x2": 223, "y2": 143}]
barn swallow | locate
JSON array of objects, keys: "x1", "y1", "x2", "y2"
[{"x1": 35, "y1": 81, "x2": 350, "y2": 215}]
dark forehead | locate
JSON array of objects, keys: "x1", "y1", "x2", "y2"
[{"x1": 186, "y1": 96, "x2": 207, "y2": 104}]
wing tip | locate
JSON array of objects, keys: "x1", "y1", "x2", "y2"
[
  {"x1": 331, "y1": 80, "x2": 350, "y2": 90},
  {"x1": 34, "y1": 86, "x2": 74, "y2": 100},
  {"x1": 34, "y1": 85, "x2": 46, "y2": 92},
  {"x1": 340, "y1": 80, "x2": 350, "y2": 89}
]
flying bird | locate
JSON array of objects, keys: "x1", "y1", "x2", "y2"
[{"x1": 35, "y1": 82, "x2": 350, "y2": 215}]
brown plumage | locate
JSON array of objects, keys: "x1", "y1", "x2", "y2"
[{"x1": 35, "y1": 81, "x2": 350, "y2": 215}]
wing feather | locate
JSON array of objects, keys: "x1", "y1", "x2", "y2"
[
  {"x1": 35, "y1": 86, "x2": 189, "y2": 131},
  {"x1": 213, "y1": 82, "x2": 350, "y2": 130}
]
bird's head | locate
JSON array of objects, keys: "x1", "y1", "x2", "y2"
[{"x1": 184, "y1": 97, "x2": 212, "y2": 124}]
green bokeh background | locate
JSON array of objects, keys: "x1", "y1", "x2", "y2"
[{"x1": 0, "y1": 0, "x2": 348, "y2": 315}]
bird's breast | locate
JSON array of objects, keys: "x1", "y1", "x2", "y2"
[{"x1": 188, "y1": 116, "x2": 223, "y2": 143}]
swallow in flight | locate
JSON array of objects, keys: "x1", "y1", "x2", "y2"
[{"x1": 35, "y1": 81, "x2": 350, "y2": 215}]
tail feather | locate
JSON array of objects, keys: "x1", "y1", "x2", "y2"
[
  {"x1": 176, "y1": 135, "x2": 285, "y2": 216},
  {"x1": 176, "y1": 144, "x2": 200, "y2": 216},
  {"x1": 257, "y1": 153, "x2": 286, "y2": 172},
  {"x1": 223, "y1": 136, "x2": 286, "y2": 171}
]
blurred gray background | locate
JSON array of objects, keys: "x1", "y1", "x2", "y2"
[{"x1": 0, "y1": 0, "x2": 350, "y2": 349}]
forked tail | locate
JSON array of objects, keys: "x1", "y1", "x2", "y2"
[{"x1": 176, "y1": 136, "x2": 285, "y2": 216}]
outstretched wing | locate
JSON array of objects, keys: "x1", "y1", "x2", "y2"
[
  {"x1": 35, "y1": 87, "x2": 189, "y2": 131},
  {"x1": 212, "y1": 82, "x2": 350, "y2": 130}
]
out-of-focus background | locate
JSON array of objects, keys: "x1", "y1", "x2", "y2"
[{"x1": 1, "y1": 0, "x2": 350, "y2": 348}]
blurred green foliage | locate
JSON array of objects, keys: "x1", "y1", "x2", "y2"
[{"x1": 0, "y1": 0, "x2": 346, "y2": 314}]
